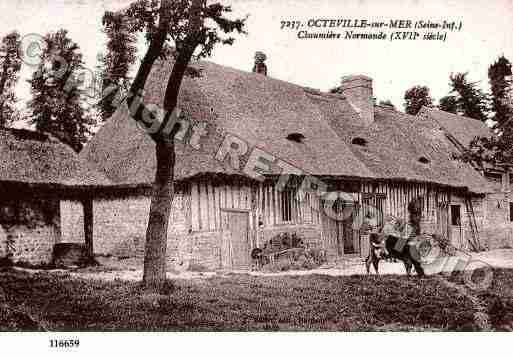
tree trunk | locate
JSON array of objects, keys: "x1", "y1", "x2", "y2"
[
  {"x1": 142, "y1": 139, "x2": 175, "y2": 290},
  {"x1": 0, "y1": 61, "x2": 11, "y2": 126},
  {"x1": 140, "y1": 0, "x2": 203, "y2": 291}
]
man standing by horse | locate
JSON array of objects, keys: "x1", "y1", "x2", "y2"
[{"x1": 365, "y1": 198, "x2": 426, "y2": 276}]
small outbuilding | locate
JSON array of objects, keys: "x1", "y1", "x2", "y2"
[{"x1": 0, "y1": 128, "x2": 109, "y2": 266}]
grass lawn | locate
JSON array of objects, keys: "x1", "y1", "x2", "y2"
[{"x1": 1, "y1": 267, "x2": 512, "y2": 331}]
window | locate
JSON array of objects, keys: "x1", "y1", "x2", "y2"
[
  {"x1": 281, "y1": 189, "x2": 296, "y2": 223},
  {"x1": 485, "y1": 172, "x2": 502, "y2": 185},
  {"x1": 351, "y1": 137, "x2": 367, "y2": 146},
  {"x1": 286, "y1": 133, "x2": 305, "y2": 143},
  {"x1": 451, "y1": 205, "x2": 461, "y2": 226},
  {"x1": 418, "y1": 156, "x2": 430, "y2": 164},
  {"x1": 510, "y1": 203, "x2": 513, "y2": 222}
]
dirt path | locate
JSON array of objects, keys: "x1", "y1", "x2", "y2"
[{"x1": 15, "y1": 249, "x2": 513, "y2": 283}]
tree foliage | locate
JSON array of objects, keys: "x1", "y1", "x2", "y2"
[
  {"x1": 98, "y1": 11, "x2": 138, "y2": 121},
  {"x1": 446, "y1": 72, "x2": 489, "y2": 122},
  {"x1": 488, "y1": 55, "x2": 512, "y2": 127},
  {"x1": 457, "y1": 64, "x2": 513, "y2": 168},
  {"x1": 403, "y1": 85, "x2": 433, "y2": 115},
  {"x1": 27, "y1": 29, "x2": 95, "y2": 152},
  {"x1": 0, "y1": 31, "x2": 22, "y2": 127},
  {"x1": 438, "y1": 95, "x2": 458, "y2": 114},
  {"x1": 462, "y1": 78, "x2": 513, "y2": 167}
]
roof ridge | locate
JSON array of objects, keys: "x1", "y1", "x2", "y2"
[{"x1": 423, "y1": 106, "x2": 488, "y2": 123}]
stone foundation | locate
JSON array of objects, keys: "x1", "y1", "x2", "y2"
[
  {"x1": 0, "y1": 198, "x2": 60, "y2": 266},
  {"x1": 1, "y1": 224, "x2": 59, "y2": 265}
]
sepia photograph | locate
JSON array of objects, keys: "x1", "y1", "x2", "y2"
[{"x1": 1, "y1": 0, "x2": 513, "y2": 351}]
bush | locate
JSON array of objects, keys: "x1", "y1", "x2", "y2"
[{"x1": 432, "y1": 234, "x2": 456, "y2": 255}]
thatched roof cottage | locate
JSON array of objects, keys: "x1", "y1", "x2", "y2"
[{"x1": 80, "y1": 55, "x2": 503, "y2": 271}]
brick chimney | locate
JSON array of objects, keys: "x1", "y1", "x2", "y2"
[
  {"x1": 340, "y1": 75, "x2": 374, "y2": 126},
  {"x1": 253, "y1": 51, "x2": 267, "y2": 76}
]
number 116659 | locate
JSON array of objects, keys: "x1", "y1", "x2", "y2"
[{"x1": 49, "y1": 339, "x2": 80, "y2": 348}]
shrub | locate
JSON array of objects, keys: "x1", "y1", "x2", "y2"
[{"x1": 432, "y1": 234, "x2": 456, "y2": 255}]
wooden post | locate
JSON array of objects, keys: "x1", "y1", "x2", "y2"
[{"x1": 83, "y1": 198, "x2": 94, "y2": 260}]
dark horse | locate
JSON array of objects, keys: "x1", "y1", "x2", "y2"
[{"x1": 365, "y1": 233, "x2": 425, "y2": 276}]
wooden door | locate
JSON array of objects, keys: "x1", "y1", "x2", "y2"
[
  {"x1": 342, "y1": 210, "x2": 354, "y2": 255},
  {"x1": 321, "y1": 207, "x2": 339, "y2": 260},
  {"x1": 223, "y1": 210, "x2": 250, "y2": 270},
  {"x1": 437, "y1": 202, "x2": 449, "y2": 239}
]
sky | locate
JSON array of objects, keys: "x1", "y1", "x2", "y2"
[{"x1": 2, "y1": 0, "x2": 513, "y2": 114}]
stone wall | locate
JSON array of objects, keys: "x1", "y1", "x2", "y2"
[
  {"x1": 60, "y1": 200, "x2": 84, "y2": 243},
  {"x1": 86, "y1": 190, "x2": 190, "y2": 258},
  {"x1": 0, "y1": 198, "x2": 60, "y2": 266},
  {"x1": 182, "y1": 231, "x2": 221, "y2": 271},
  {"x1": 92, "y1": 196, "x2": 150, "y2": 257},
  {"x1": 480, "y1": 192, "x2": 513, "y2": 249},
  {"x1": 7, "y1": 225, "x2": 59, "y2": 265}
]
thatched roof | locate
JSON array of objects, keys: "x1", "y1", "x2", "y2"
[
  {"x1": 0, "y1": 128, "x2": 110, "y2": 187},
  {"x1": 419, "y1": 107, "x2": 493, "y2": 147},
  {"x1": 310, "y1": 96, "x2": 495, "y2": 194},
  {"x1": 81, "y1": 60, "x2": 374, "y2": 185},
  {"x1": 81, "y1": 59, "x2": 494, "y2": 194}
]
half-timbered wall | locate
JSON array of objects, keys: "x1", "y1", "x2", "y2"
[
  {"x1": 190, "y1": 179, "x2": 254, "y2": 232},
  {"x1": 255, "y1": 182, "x2": 326, "y2": 256},
  {"x1": 77, "y1": 175, "x2": 513, "y2": 272},
  {"x1": 358, "y1": 181, "x2": 513, "y2": 251},
  {"x1": 189, "y1": 179, "x2": 327, "y2": 264},
  {"x1": 359, "y1": 181, "x2": 451, "y2": 234}
]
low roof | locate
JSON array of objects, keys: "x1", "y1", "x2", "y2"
[
  {"x1": 81, "y1": 58, "x2": 493, "y2": 194},
  {"x1": 0, "y1": 128, "x2": 110, "y2": 187}
]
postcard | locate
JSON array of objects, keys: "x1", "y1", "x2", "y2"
[{"x1": 0, "y1": 0, "x2": 511, "y2": 357}]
